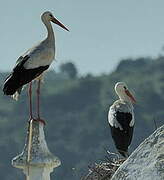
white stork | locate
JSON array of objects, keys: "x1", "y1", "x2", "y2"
[
  {"x1": 108, "y1": 82, "x2": 136, "y2": 158},
  {"x1": 3, "y1": 11, "x2": 69, "y2": 124}
]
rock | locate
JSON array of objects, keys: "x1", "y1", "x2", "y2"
[{"x1": 111, "y1": 125, "x2": 164, "y2": 180}]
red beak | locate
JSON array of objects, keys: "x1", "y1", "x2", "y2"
[
  {"x1": 125, "y1": 89, "x2": 136, "y2": 103},
  {"x1": 51, "y1": 17, "x2": 69, "y2": 31}
]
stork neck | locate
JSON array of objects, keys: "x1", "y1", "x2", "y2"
[
  {"x1": 119, "y1": 95, "x2": 131, "y2": 104},
  {"x1": 44, "y1": 21, "x2": 55, "y2": 41},
  {"x1": 119, "y1": 96, "x2": 133, "y2": 110}
]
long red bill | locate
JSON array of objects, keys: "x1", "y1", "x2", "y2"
[
  {"x1": 51, "y1": 17, "x2": 69, "y2": 31},
  {"x1": 125, "y1": 89, "x2": 136, "y2": 103}
]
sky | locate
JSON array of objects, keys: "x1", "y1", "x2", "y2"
[{"x1": 1, "y1": 0, "x2": 164, "y2": 75}]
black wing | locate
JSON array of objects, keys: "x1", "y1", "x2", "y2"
[
  {"x1": 3, "y1": 55, "x2": 49, "y2": 95},
  {"x1": 110, "y1": 111, "x2": 134, "y2": 157}
]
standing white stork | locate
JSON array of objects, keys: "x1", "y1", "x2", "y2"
[
  {"x1": 3, "y1": 11, "x2": 69, "y2": 124},
  {"x1": 108, "y1": 82, "x2": 136, "y2": 158}
]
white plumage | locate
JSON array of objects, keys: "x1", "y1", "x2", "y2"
[
  {"x1": 23, "y1": 42, "x2": 55, "y2": 69},
  {"x1": 108, "y1": 99, "x2": 135, "y2": 130}
]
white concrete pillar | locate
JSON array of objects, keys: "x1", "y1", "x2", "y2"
[{"x1": 12, "y1": 120, "x2": 61, "y2": 180}]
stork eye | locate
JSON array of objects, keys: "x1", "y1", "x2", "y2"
[
  {"x1": 50, "y1": 14, "x2": 53, "y2": 17},
  {"x1": 124, "y1": 86, "x2": 127, "y2": 90}
]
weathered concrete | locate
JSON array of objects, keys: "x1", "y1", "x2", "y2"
[{"x1": 12, "y1": 120, "x2": 61, "y2": 180}]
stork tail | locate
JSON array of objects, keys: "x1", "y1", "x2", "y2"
[
  {"x1": 3, "y1": 73, "x2": 22, "y2": 98},
  {"x1": 12, "y1": 87, "x2": 23, "y2": 100}
]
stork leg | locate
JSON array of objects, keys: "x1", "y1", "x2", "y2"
[
  {"x1": 28, "y1": 82, "x2": 33, "y2": 120},
  {"x1": 36, "y1": 79, "x2": 46, "y2": 125},
  {"x1": 37, "y1": 79, "x2": 41, "y2": 120}
]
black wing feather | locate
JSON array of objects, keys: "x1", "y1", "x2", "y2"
[
  {"x1": 3, "y1": 55, "x2": 49, "y2": 95},
  {"x1": 110, "y1": 111, "x2": 134, "y2": 157}
]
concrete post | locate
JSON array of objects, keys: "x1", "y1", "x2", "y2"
[{"x1": 12, "y1": 120, "x2": 61, "y2": 180}]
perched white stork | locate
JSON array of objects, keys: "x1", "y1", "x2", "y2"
[
  {"x1": 3, "y1": 11, "x2": 69, "y2": 123},
  {"x1": 108, "y1": 82, "x2": 136, "y2": 158}
]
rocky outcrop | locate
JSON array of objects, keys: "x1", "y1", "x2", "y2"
[
  {"x1": 83, "y1": 125, "x2": 164, "y2": 180},
  {"x1": 111, "y1": 125, "x2": 164, "y2": 180}
]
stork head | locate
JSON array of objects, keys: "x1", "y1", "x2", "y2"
[
  {"x1": 41, "y1": 11, "x2": 69, "y2": 31},
  {"x1": 115, "y1": 82, "x2": 136, "y2": 103}
]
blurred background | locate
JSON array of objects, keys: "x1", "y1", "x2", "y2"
[{"x1": 0, "y1": 0, "x2": 164, "y2": 179}]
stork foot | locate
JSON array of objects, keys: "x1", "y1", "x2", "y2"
[
  {"x1": 35, "y1": 118, "x2": 46, "y2": 126},
  {"x1": 28, "y1": 118, "x2": 46, "y2": 125}
]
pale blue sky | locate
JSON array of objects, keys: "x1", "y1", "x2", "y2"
[{"x1": 1, "y1": 0, "x2": 164, "y2": 74}]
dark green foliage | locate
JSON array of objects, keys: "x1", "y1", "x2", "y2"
[
  {"x1": 59, "y1": 62, "x2": 78, "y2": 79},
  {"x1": 0, "y1": 57, "x2": 163, "y2": 180}
]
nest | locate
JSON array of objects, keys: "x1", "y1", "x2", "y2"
[{"x1": 81, "y1": 151, "x2": 126, "y2": 180}]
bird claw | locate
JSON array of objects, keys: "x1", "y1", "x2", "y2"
[
  {"x1": 28, "y1": 118, "x2": 46, "y2": 125},
  {"x1": 36, "y1": 118, "x2": 46, "y2": 125}
]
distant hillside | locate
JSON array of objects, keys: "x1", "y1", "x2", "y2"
[{"x1": 0, "y1": 57, "x2": 163, "y2": 180}]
